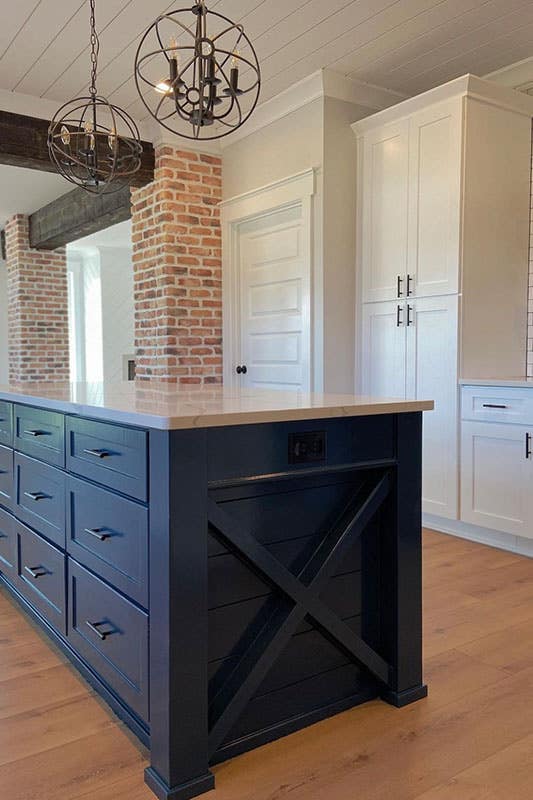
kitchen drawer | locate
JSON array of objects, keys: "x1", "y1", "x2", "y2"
[
  {"x1": 0, "y1": 445, "x2": 14, "y2": 512},
  {"x1": 67, "y1": 477, "x2": 148, "y2": 607},
  {"x1": 14, "y1": 405, "x2": 65, "y2": 468},
  {"x1": 14, "y1": 453, "x2": 66, "y2": 548},
  {"x1": 68, "y1": 559, "x2": 148, "y2": 722},
  {"x1": 15, "y1": 520, "x2": 66, "y2": 634},
  {"x1": 0, "y1": 401, "x2": 13, "y2": 447},
  {"x1": 66, "y1": 418, "x2": 147, "y2": 501},
  {"x1": 461, "y1": 385, "x2": 533, "y2": 425},
  {"x1": 0, "y1": 508, "x2": 16, "y2": 582}
]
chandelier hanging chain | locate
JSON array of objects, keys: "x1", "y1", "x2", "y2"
[{"x1": 89, "y1": 0, "x2": 99, "y2": 97}]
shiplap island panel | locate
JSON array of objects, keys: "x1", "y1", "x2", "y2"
[{"x1": 0, "y1": 382, "x2": 432, "y2": 800}]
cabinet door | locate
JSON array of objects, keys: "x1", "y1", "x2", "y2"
[
  {"x1": 406, "y1": 295, "x2": 459, "y2": 519},
  {"x1": 361, "y1": 301, "x2": 406, "y2": 399},
  {"x1": 407, "y1": 99, "x2": 462, "y2": 298},
  {"x1": 361, "y1": 120, "x2": 409, "y2": 303},
  {"x1": 461, "y1": 422, "x2": 533, "y2": 537}
]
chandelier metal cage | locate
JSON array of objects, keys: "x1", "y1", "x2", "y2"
[
  {"x1": 48, "y1": 0, "x2": 143, "y2": 195},
  {"x1": 134, "y1": 0, "x2": 261, "y2": 141}
]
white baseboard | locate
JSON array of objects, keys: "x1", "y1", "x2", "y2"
[{"x1": 423, "y1": 513, "x2": 533, "y2": 558}]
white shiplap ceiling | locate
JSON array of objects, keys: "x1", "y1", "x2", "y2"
[{"x1": 1, "y1": 0, "x2": 532, "y2": 125}]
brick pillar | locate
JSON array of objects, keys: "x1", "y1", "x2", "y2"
[
  {"x1": 5, "y1": 215, "x2": 70, "y2": 383},
  {"x1": 131, "y1": 145, "x2": 222, "y2": 384}
]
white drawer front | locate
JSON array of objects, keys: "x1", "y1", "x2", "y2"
[{"x1": 461, "y1": 386, "x2": 533, "y2": 425}]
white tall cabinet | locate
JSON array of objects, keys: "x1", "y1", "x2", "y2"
[{"x1": 353, "y1": 75, "x2": 533, "y2": 523}]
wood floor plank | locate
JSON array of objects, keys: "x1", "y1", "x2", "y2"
[
  {"x1": 0, "y1": 664, "x2": 89, "y2": 720},
  {"x1": 412, "y1": 733, "x2": 533, "y2": 800}
]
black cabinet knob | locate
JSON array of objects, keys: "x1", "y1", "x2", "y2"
[{"x1": 236, "y1": 365, "x2": 248, "y2": 375}]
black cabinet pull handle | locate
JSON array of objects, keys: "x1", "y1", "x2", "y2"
[
  {"x1": 397, "y1": 275, "x2": 404, "y2": 298},
  {"x1": 83, "y1": 448, "x2": 111, "y2": 459},
  {"x1": 407, "y1": 304, "x2": 414, "y2": 326},
  {"x1": 23, "y1": 491, "x2": 47, "y2": 502},
  {"x1": 526, "y1": 433, "x2": 532, "y2": 460},
  {"x1": 396, "y1": 305, "x2": 403, "y2": 327},
  {"x1": 24, "y1": 565, "x2": 46, "y2": 579},
  {"x1": 482, "y1": 404, "x2": 508, "y2": 409},
  {"x1": 84, "y1": 527, "x2": 110, "y2": 541},
  {"x1": 236, "y1": 365, "x2": 248, "y2": 375},
  {"x1": 85, "y1": 620, "x2": 114, "y2": 641},
  {"x1": 23, "y1": 429, "x2": 45, "y2": 437},
  {"x1": 407, "y1": 274, "x2": 414, "y2": 296}
]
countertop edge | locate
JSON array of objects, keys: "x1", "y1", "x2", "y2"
[{"x1": 0, "y1": 390, "x2": 434, "y2": 430}]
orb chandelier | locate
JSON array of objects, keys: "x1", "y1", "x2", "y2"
[
  {"x1": 48, "y1": 0, "x2": 143, "y2": 195},
  {"x1": 134, "y1": 0, "x2": 261, "y2": 141}
]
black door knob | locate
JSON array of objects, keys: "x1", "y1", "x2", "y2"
[{"x1": 236, "y1": 365, "x2": 248, "y2": 375}]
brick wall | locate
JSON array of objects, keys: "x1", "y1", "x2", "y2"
[
  {"x1": 131, "y1": 145, "x2": 223, "y2": 384},
  {"x1": 4, "y1": 215, "x2": 70, "y2": 383}
]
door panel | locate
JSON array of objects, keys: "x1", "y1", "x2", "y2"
[
  {"x1": 238, "y1": 205, "x2": 311, "y2": 391},
  {"x1": 406, "y1": 296, "x2": 458, "y2": 519},
  {"x1": 361, "y1": 301, "x2": 406, "y2": 400},
  {"x1": 461, "y1": 422, "x2": 532, "y2": 537},
  {"x1": 361, "y1": 120, "x2": 409, "y2": 302},
  {"x1": 408, "y1": 100, "x2": 462, "y2": 297}
]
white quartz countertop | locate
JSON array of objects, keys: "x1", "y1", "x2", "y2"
[
  {"x1": 459, "y1": 378, "x2": 533, "y2": 388},
  {"x1": 0, "y1": 382, "x2": 434, "y2": 430}
]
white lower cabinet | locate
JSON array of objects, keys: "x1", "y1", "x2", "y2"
[
  {"x1": 361, "y1": 295, "x2": 458, "y2": 519},
  {"x1": 461, "y1": 420, "x2": 533, "y2": 538}
]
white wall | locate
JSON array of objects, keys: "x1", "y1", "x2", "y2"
[
  {"x1": 99, "y1": 246, "x2": 135, "y2": 383},
  {"x1": 0, "y1": 259, "x2": 8, "y2": 383},
  {"x1": 222, "y1": 95, "x2": 376, "y2": 393},
  {"x1": 67, "y1": 229, "x2": 134, "y2": 384}
]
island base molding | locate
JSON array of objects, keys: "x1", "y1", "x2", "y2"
[{"x1": 423, "y1": 514, "x2": 533, "y2": 558}]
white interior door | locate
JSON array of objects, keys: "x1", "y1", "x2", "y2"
[
  {"x1": 236, "y1": 204, "x2": 311, "y2": 391},
  {"x1": 361, "y1": 120, "x2": 410, "y2": 303},
  {"x1": 461, "y1": 422, "x2": 533, "y2": 537},
  {"x1": 406, "y1": 295, "x2": 459, "y2": 520},
  {"x1": 361, "y1": 301, "x2": 407, "y2": 399},
  {"x1": 407, "y1": 99, "x2": 462, "y2": 298}
]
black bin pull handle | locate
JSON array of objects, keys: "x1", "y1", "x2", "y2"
[
  {"x1": 85, "y1": 620, "x2": 115, "y2": 641},
  {"x1": 24, "y1": 491, "x2": 47, "y2": 502},
  {"x1": 84, "y1": 527, "x2": 110, "y2": 541},
  {"x1": 23, "y1": 429, "x2": 45, "y2": 437},
  {"x1": 83, "y1": 448, "x2": 111, "y2": 459},
  {"x1": 482, "y1": 404, "x2": 508, "y2": 410},
  {"x1": 24, "y1": 565, "x2": 47, "y2": 579}
]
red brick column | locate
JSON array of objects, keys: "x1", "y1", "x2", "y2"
[
  {"x1": 131, "y1": 145, "x2": 222, "y2": 384},
  {"x1": 4, "y1": 215, "x2": 70, "y2": 383}
]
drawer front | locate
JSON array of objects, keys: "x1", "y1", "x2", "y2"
[
  {"x1": 15, "y1": 520, "x2": 66, "y2": 633},
  {"x1": 68, "y1": 560, "x2": 148, "y2": 722},
  {"x1": 0, "y1": 401, "x2": 13, "y2": 447},
  {"x1": 14, "y1": 405, "x2": 65, "y2": 468},
  {"x1": 67, "y1": 477, "x2": 148, "y2": 607},
  {"x1": 461, "y1": 386, "x2": 533, "y2": 425},
  {"x1": 0, "y1": 508, "x2": 16, "y2": 581},
  {"x1": 0, "y1": 445, "x2": 14, "y2": 512},
  {"x1": 66, "y1": 418, "x2": 147, "y2": 501},
  {"x1": 15, "y1": 454, "x2": 66, "y2": 548}
]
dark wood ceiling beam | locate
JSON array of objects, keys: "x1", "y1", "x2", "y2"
[
  {"x1": 29, "y1": 185, "x2": 133, "y2": 250},
  {"x1": 0, "y1": 110, "x2": 155, "y2": 186}
]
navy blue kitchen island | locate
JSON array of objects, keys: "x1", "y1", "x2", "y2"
[{"x1": 0, "y1": 384, "x2": 432, "y2": 800}]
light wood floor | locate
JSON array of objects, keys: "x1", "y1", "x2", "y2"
[{"x1": 1, "y1": 529, "x2": 533, "y2": 800}]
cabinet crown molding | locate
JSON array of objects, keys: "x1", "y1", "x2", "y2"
[{"x1": 351, "y1": 73, "x2": 533, "y2": 136}]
